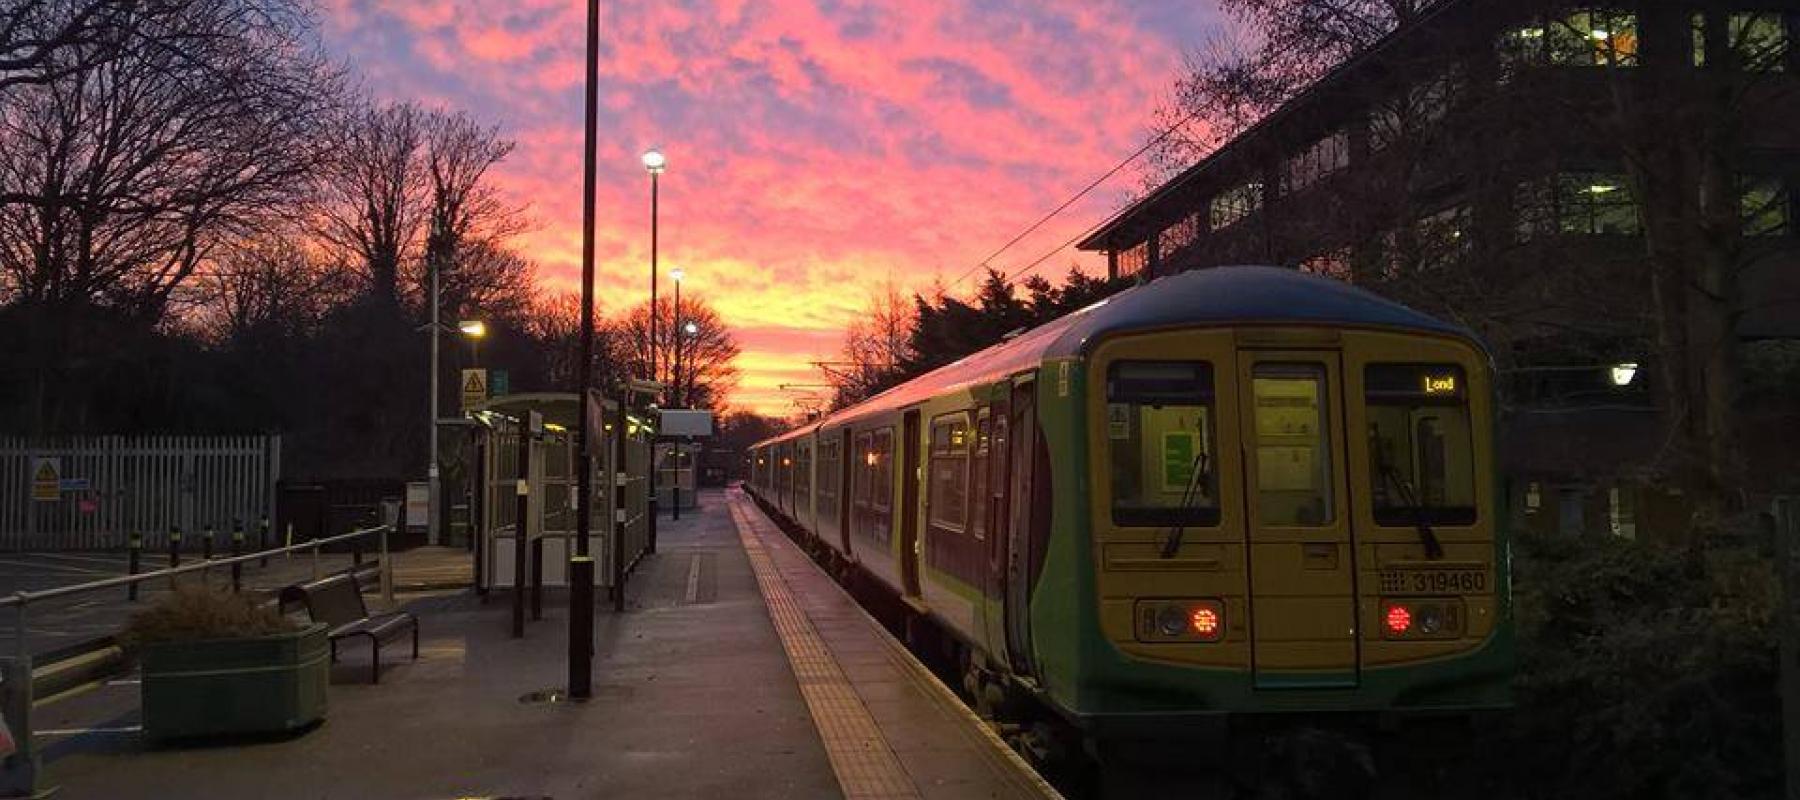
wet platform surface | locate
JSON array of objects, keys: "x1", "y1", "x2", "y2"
[{"x1": 30, "y1": 490, "x2": 1052, "y2": 799}]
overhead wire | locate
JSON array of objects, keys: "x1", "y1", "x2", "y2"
[{"x1": 943, "y1": 106, "x2": 1203, "y2": 291}]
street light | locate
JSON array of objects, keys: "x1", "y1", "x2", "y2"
[
  {"x1": 458, "y1": 320, "x2": 486, "y2": 367},
  {"x1": 641, "y1": 146, "x2": 664, "y2": 543},
  {"x1": 1610, "y1": 362, "x2": 1639, "y2": 387}
]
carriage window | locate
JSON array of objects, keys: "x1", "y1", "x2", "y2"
[
  {"x1": 1365, "y1": 364, "x2": 1478, "y2": 525},
  {"x1": 1106, "y1": 361, "x2": 1220, "y2": 527},
  {"x1": 870, "y1": 428, "x2": 894, "y2": 511},
  {"x1": 1251, "y1": 365, "x2": 1335, "y2": 526},
  {"x1": 928, "y1": 415, "x2": 971, "y2": 531},
  {"x1": 796, "y1": 440, "x2": 812, "y2": 505}
]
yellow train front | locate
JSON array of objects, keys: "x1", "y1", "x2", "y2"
[{"x1": 746, "y1": 266, "x2": 1511, "y2": 761}]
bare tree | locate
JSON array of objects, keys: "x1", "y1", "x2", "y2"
[
  {"x1": 419, "y1": 111, "x2": 520, "y2": 309},
  {"x1": 611, "y1": 296, "x2": 742, "y2": 412},
  {"x1": 316, "y1": 101, "x2": 427, "y2": 309},
  {"x1": 828, "y1": 280, "x2": 913, "y2": 409},
  {"x1": 193, "y1": 230, "x2": 342, "y2": 345},
  {"x1": 0, "y1": 0, "x2": 342, "y2": 316},
  {"x1": 0, "y1": 0, "x2": 189, "y2": 96}
]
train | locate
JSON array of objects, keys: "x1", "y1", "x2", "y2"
[{"x1": 743, "y1": 265, "x2": 1511, "y2": 772}]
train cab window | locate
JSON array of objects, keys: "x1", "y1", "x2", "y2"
[
  {"x1": 1250, "y1": 365, "x2": 1335, "y2": 526},
  {"x1": 928, "y1": 415, "x2": 971, "y2": 531},
  {"x1": 1106, "y1": 361, "x2": 1221, "y2": 527},
  {"x1": 1365, "y1": 364, "x2": 1478, "y2": 525}
]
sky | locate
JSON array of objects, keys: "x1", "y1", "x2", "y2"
[{"x1": 315, "y1": 0, "x2": 1226, "y2": 417}]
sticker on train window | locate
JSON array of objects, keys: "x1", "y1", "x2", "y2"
[{"x1": 1107, "y1": 403, "x2": 1130, "y2": 439}]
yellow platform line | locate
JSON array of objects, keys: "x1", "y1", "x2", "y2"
[{"x1": 729, "y1": 499, "x2": 920, "y2": 800}]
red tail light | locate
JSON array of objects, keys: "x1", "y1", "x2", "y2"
[{"x1": 1384, "y1": 604, "x2": 1412, "y2": 635}]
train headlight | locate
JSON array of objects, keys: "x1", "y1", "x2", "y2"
[
  {"x1": 1417, "y1": 605, "x2": 1443, "y2": 634},
  {"x1": 1156, "y1": 606, "x2": 1187, "y2": 637}
]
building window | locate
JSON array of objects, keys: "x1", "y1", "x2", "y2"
[
  {"x1": 1504, "y1": 9, "x2": 1639, "y2": 70},
  {"x1": 1692, "y1": 13, "x2": 1708, "y2": 67},
  {"x1": 1209, "y1": 182, "x2": 1263, "y2": 231},
  {"x1": 1516, "y1": 173, "x2": 1641, "y2": 239},
  {"x1": 1115, "y1": 241, "x2": 1149, "y2": 278},
  {"x1": 1416, "y1": 206, "x2": 1472, "y2": 269},
  {"x1": 1742, "y1": 175, "x2": 1791, "y2": 237},
  {"x1": 1158, "y1": 210, "x2": 1204, "y2": 262},
  {"x1": 1281, "y1": 131, "x2": 1350, "y2": 193},
  {"x1": 1370, "y1": 72, "x2": 1453, "y2": 151},
  {"x1": 1548, "y1": 9, "x2": 1639, "y2": 67},
  {"x1": 1730, "y1": 12, "x2": 1789, "y2": 71},
  {"x1": 1298, "y1": 249, "x2": 1354, "y2": 282}
]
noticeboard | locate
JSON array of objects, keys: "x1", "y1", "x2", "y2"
[{"x1": 30, "y1": 457, "x2": 60, "y2": 502}]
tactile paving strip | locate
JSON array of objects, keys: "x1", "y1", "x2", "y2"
[{"x1": 730, "y1": 500, "x2": 921, "y2": 800}]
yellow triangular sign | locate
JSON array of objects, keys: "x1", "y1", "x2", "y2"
[
  {"x1": 33, "y1": 461, "x2": 56, "y2": 482},
  {"x1": 463, "y1": 371, "x2": 486, "y2": 394}
]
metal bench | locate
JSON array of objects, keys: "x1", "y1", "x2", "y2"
[{"x1": 289, "y1": 572, "x2": 417, "y2": 683}]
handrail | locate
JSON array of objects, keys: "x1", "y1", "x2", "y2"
[{"x1": 0, "y1": 524, "x2": 391, "y2": 609}]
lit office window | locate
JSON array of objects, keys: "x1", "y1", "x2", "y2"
[
  {"x1": 1692, "y1": 13, "x2": 1708, "y2": 67},
  {"x1": 1515, "y1": 173, "x2": 1641, "y2": 239},
  {"x1": 1209, "y1": 182, "x2": 1263, "y2": 230},
  {"x1": 1741, "y1": 176, "x2": 1791, "y2": 237},
  {"x1": 1730, "y1": 12, "x2": 1789, "y2": 71},
  {"x1": 1548, "y1": 9, "x2": 1639, "y2": 67}
]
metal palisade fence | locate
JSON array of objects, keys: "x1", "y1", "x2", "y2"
[{"x1": 0, "y1": 436, "x2": 280, "y2": 551}]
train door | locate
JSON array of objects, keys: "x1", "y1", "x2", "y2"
[
  {"x1": 981, "y1": 388, "x2": 1013, "y2": 666},
  {"x1": 1003, "y1": 380, "x2": 1036, "y2": 677},
  {"x1": 900, "y1": 409, "x2": 923, "y2": 597},
  {"x1": 1236, "y1": 351, "x2": 1358, "y2": 688}
]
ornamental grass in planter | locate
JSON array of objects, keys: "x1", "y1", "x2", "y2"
[{"x1": 122, "y1": 586, "x2": 328, "y2": 743}]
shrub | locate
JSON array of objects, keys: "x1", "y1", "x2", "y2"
[
  {"x1": 1480, "y1": 531, "x2": 1781, "y2": 800},
  {"x1": 120, "y1": 586, "x2": 298, "y2": 649}
]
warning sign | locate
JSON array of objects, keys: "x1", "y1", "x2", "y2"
[
  {"x1": 461, "y1": 368, "x2": 488, "y2": 411},
  {"x1": 30, "y1": 457, "x2": 60, "y2": 502}
]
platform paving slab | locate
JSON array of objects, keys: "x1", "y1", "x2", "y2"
[{"x1": 33, "y1": 495, "x2": 839, "y2": 800}]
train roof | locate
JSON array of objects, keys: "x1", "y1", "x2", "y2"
[{"x1": 753, "y1": 266, "x2": 1473, "y2": 448}]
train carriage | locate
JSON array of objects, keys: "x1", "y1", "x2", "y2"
[{"x1": 746, "y1": 266, "x2": 1511, "y2": 757}]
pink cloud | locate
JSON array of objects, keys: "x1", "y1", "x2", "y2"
[{"x1": 317, "y1": 0, "x2": 1223, "y2": 416}]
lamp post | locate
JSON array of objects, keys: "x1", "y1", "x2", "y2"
[
  {"x1": 642, "y1": 147, "x2": 664, "y2": 537},
  {"x1": 670, "y1": 268, "x2": 684, "y2": 521},
  {"x1": 458, "y1": 320, "x2": 486, "y2": 367},
  {"x1": 568, "y1": 0, "x2": 602, "y2": 700}
]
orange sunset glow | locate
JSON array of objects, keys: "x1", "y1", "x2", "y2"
[{"x1": 318, "y1": 1, "x2": 1225, "y2": 416}]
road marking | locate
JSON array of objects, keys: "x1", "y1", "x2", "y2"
[
  {"x1": 37, "y1": 725, "x2": 141, "y2": 737},
  {"x1": 684, "y1": 555, "x2": 702, "y2": 605},
  {"x1": 729, "y1": 498, "x2": 920, "y2": 800},
  {"x1": 0, "y1": 559, "x2": 114, "y2": 575},
  {"x1": 31, "y1": 553, "x2": 129, "y2": 568}
]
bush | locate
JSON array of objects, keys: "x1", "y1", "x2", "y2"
[
  {"x1": 1479, "y1": 531, "x2": 1781, "y2": 800},
  {"x1": 120, "y1": 586, "x2": 298, "y2": 649}
]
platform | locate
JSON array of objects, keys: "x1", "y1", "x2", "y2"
[{"x1": 30, "y1": 489, "x2": 1054, "y2": 799}]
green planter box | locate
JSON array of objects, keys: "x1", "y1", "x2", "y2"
[{"x1": 141, "y1": 622, "x2": 329, "y2": 743}]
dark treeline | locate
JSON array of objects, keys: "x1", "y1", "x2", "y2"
[
  {"x1": 824, "y1": 267, "x2": 1133, "y2": 412},
  {"x1": 0, "y1": 0, "x2": 738, "y2": 479}
]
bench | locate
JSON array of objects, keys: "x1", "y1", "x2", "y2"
[{"x1": 287, "y1": 572, "x2": 418, "y2": 683}]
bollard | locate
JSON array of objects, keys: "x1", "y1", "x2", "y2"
[
  {"x1": 530, "y1": 537, "x2": 544, "y2": 622},
  {"x1": 168, "y1": 525, "x2": 183, "y2": 590},
  {"x1": 259, "y1": 516, "x2": 270, "y2": 568},
  {"x1": 230, "y1": 523, "x2": 245, "y2": 593},
  {"x1": 127, "y1": 532, "x2": 142, "y2": 602}
]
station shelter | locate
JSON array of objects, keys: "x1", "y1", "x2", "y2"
[{"x1": 464, "y1": 391, "x2": 653, "y2": 594}]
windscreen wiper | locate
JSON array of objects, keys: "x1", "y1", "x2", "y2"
[
  {"x1": 1160, "y1": 452, "x2": 1211, "y2": 559},
  {"x1": 1377, "y1": 456, "x2": 1444, "y2": 560}
]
